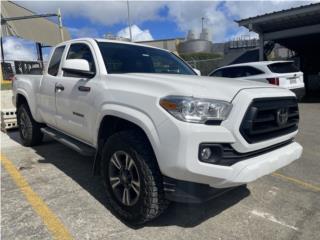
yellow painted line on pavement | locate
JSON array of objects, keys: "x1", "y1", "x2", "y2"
[
  {"x1": 272, "y1": 172, "x2": 320, "y2": 192},
  {"x1": 1, "y1": 154, "x2": 73, "y2": 240}
]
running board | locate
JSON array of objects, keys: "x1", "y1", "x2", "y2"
[{"x1": 41, "y1": 127, "x2": 96, "y2": 157}]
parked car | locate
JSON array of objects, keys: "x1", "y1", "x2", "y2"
[
  {"x1": 12, "y1": 39, "x2": 302, "y2": 224},
  {"x1": 209, "y1": 61, "x2": 305, "y2": 100}
]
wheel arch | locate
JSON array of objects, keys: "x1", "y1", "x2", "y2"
[
  {"x1": 15, "y1": 90, "x2": 39, "y2": 121},
  {"x1": 16, "y1": 93, "x2": 29, "y2": 108},
  {"x1": 93, "y1": 106, "x2": 161, "y2": 175}
]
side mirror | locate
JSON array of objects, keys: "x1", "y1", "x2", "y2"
[
  {"x1": 193, "y1": 68, "x2": 201, "y2": 76},
  {"x1": 62, "y1": 59, "x2": 95, "y2": 78}
]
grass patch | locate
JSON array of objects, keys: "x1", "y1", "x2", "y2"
[{"x1": 1, "y1": 82, "x2": 12, "y2": 90}]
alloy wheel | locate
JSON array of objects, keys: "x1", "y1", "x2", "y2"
[
  {"x1": 108, "y1": 151, "x2": 141, "y2": 206},
  {"x1": 19, "y1": 110, "x2": 30, "y2": 139}
]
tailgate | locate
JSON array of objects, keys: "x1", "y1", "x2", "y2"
[{"x1": 278, "y1": 72, "x2": 304, "y2": 89}]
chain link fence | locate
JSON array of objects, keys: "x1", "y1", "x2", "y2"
[{"x1": 186, "y1": 58, "x2": 223, "y2": 76}]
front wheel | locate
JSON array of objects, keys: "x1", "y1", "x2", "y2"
[
  {"x1": 101, "y1": 130, "x2": 168, "y2": 225},
  {"x1": 17, "y1": 104, "x2": 43, "y2": 146}
]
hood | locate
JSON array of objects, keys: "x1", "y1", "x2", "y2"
[{"x1": 106, "y1": 73, "x2": 278, "y2": 102}]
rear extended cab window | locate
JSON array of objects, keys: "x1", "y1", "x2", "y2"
[
  {"x1": 48, "y1": 45, "x2": 65, "y2": 76},
  {"x1": 268, "y1": 62, "x2": 299, "y2": 73}
]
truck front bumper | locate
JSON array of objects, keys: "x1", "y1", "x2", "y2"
[
  {"x1": 212, "y1": 141, "x2": 302, "y2": 187},
  {"x1": 156, "y1": 119, "x2": 302, "y2": 189}
]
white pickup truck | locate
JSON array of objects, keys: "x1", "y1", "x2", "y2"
[{"x1": 12, "y1": 38, "x2": 303, "y2": 224}]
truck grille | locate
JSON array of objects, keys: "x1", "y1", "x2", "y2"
[{"x1": 240, "y1": 97, "x2": 299, "y2": 143}]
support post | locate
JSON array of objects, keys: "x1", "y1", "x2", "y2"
[
  {"x1": 36, "y1": 43, "x2": 43, "y2": 61},
  {"x1": 57, "y1": 8, "x2": 64, "y2": 42},
  {"x1": 259, "y1": 33, "x2": 264, "y2": 61},
  {"x1": 36, "y1": 42, "x2": 43, "y2": 68},
  {"x1": 0, "y1": 37, "x2": 4, "y2": 62}
]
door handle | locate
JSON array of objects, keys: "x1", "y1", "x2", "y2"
[
  {"x1": 78, "y1": 86, "x2": 91, "y2": 92},
  {"x1": 55, "y1": 84, "x2": 64, "y2": 92}
]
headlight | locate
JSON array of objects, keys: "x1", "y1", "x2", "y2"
[{"x1": 160, "y1": 96, "x2": 232, "y2": 124}]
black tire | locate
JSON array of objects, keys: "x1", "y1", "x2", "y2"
[
  {"x1": 17, "y1": 103, "x2": 43, "y2": 146},
  {"x1": 101, "y1": 130, "x2": 168, "y2": 225}
]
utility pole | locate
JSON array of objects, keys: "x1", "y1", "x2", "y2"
[{"x1": 127, "y1": 0, "x2": 133, "y2": 42}]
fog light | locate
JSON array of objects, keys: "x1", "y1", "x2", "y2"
[
  {"x1": 200, "y1": 147, "x2": 212, "y2": 161},
  {"x1": 199, "y1": 144, "x2": 223, "y2": 164}
]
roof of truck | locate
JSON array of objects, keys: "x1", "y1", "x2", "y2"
[
  {"x1": 96, "y1": 38, "x2": 169, "y2": 51},
  {"x1": 57, "y1": 38, "x2": 168, "y2": 52}
]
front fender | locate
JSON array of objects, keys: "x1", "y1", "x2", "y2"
[{"x1": 95, "y1": 104, "x2": 164, "y2": 160}]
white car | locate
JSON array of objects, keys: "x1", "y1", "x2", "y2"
[
  {"x1": 209, "y1": 61, "x2": 305, "y2": 100},
  {"x1": 12, "y1": 39, "x2": 302, "y2": 224}
]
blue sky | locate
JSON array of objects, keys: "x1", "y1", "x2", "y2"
[
  {"x1": 63, "y1": 4, "x2": 187, "y2": 40},
  {"x1": 2, "y1": 0, "x2": 316, "y2": 61}
]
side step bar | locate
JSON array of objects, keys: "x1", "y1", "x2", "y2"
[{"x1": 41, "y1": 127, "x2": 96, "y2": 157}]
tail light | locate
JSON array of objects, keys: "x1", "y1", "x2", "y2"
[{"x1": 267, "y1": 77, "x2": 279, "y2": 85}]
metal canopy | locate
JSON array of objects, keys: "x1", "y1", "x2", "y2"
[
  {"x1": 237, "y1": 3, "x2": 320, "y2": 60},
  {"x1": 237, "y1": 3, "x2": 320, "y2": 33},
  {"x1": 1, "y1": 1, "x2": 70, "y2": 46},
  {"x1": 237, "y1": 3, "x2": 320, "y2": 97}
]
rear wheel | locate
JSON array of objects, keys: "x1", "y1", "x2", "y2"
[
  {"x1": 101, "y1": 130, "x2": 168, "y2": 225},
  {"x1": 17, "y1": 104, "x2": 43, "y2": 146}
]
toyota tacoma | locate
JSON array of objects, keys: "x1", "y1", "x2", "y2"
[{"x1": 12, "y1": 38, "x2": 303, "y2": 224}]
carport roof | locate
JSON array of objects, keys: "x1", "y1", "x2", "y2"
[
  {"x1": 1, "y1": 1, "x2": 70, "y2": 46},
  {"x1": 236, "y1": 3, "x2": 320, "y2": 34}
]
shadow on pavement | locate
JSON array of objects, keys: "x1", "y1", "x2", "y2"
[
  {"x1": 301, "y1": 92, "x2": 320, "y2": 103},
  {"x1": 6, "y1": 130, "x2": 250, "y2": 228}
]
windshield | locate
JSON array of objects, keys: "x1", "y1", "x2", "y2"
[{"x1": 98, "y1": 42, "x2": 195, "y2": 75}]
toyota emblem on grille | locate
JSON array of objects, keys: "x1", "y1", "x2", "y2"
[{"x1": 276, "y1": 108, "x2": 289, "y2": 126}]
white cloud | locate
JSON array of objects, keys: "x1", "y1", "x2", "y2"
[
  {"x1": 225, "y1": 0, "x2": 317, "y2": 20},
  {"x1": 1, "y1": 1, "x2": 315, "y2": 65},
  {"x1": 167, "y1": 1, "x2": 230, "y2": 42},
  {"x1": 166, "y1": 1, "x2": 316, "y2": 42},
  {"x1": 223, "y1": 0, "x2": 317, "y2": 41},
  {"x1": 18, "y1": 1, "x2": 164, "y2": 26},
  {"x1": 68, "y1": 27, "x2": 99, "y2": 38},
  {"x1": 117, "y1": 25, "x2": 153, "y2": 41},
  {"x1": 1, "y1": 38, "x2": 37, "y2": 61},
  {"x1": 12, "y1": 0, "x2": 319, "y2": 45}
]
